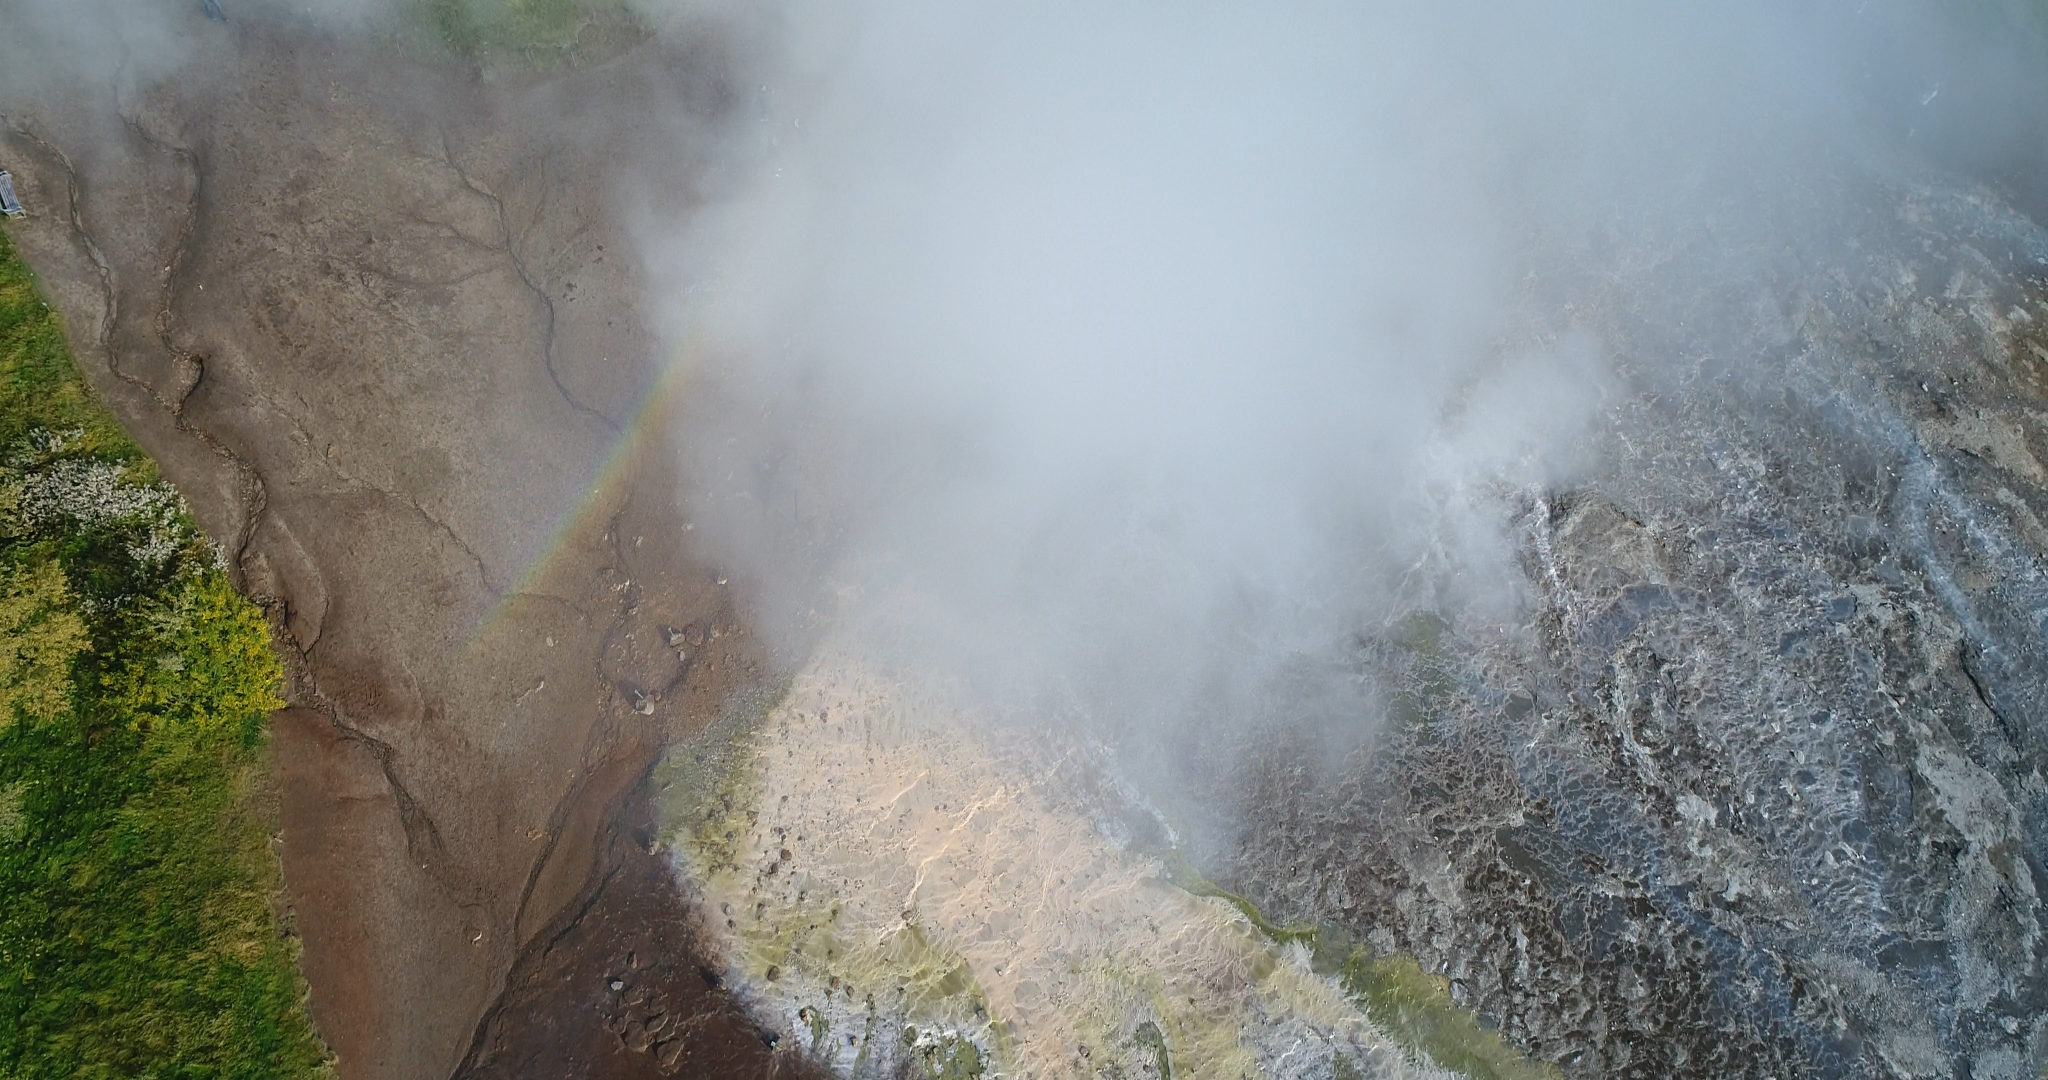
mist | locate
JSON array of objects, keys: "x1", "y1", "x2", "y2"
[
  {"x1": 7, "y1": 0, "x2": 2017, "y2": 769},
  {"x1": 5, "y1": 0, "x2": 2048, "y2": 1071},
  {"x1": 649, "y1": 0, "x2": 1988, "y2": 753}
]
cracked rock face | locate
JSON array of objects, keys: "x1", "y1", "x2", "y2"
[{"x1": 1205, "y1": 176, "x2": 2048, "y2": 1080}]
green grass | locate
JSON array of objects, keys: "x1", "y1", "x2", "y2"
[
  {"x1": 410, "y1": 0, "x2": 640, "y2": 68},
  {"x1": 0, "y1": 228, "x2": 330, "y2": 1078},
  {"x1": 0, "y1": 256, "x2": 136, "y2": 466}
]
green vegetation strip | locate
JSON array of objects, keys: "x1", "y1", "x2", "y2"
[
  {"x1": 1161, "y1": 853, "x2": 1559, "y2": 1080},
  {"x1": 0, "y1": 229, "x2": 329, "y2": 1078},
  {"x1": 411, "y1": 0, "x2": 641, "y2": 68}
]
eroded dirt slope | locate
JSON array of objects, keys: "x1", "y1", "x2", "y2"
[{"x1": 2, "y1": 19, "x2": 816, "y2": 1080}]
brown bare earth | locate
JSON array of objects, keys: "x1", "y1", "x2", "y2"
[
  {"x1": 1, "y1": 18, "x2": 821, "y2": 1080},
  {"x1": 451, "y1": 783, "x2": 801, "y2": 1079}
]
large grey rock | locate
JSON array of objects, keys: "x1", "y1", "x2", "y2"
[{"x1": 1211, "y1": 175, "x2": 2048, "y2": 1079}]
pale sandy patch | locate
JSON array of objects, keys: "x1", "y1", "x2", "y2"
[{"x1": 658, "y1": 649, "x2": 1454, "y2": 1079}]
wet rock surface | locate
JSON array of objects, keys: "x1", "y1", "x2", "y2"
[{"x1": 1211, "y1": 177, "x2": 2048, "y2": 1080}]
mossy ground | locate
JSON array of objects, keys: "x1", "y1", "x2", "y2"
[
  {"x1": 661, "y1": 647, "x2": 1563, "y2": 1079},
  {"x1": 655, "y1": 679, "x2": 1000, "y2": 1078},
  {"x1": 0, "y1": 229, "x2": 330, "y2": 1078},
  {"x1": 408, "y1": 0, "x2": 645, "y2": 71},
  {"x1": 1163, "y1": 854, "x2": 1559, "y2": 1080}
]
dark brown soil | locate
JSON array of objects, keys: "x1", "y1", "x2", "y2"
[{"x1": 452, "y1": 783, "x2": 825, "y2": 1080}]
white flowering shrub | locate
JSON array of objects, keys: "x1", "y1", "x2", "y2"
[
  {"x1": 1, "y1": 428, "x2": 205, "y2": 598},
  {"x1": 18, "y1": 458, "x2": 180, "y2": 528}
]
